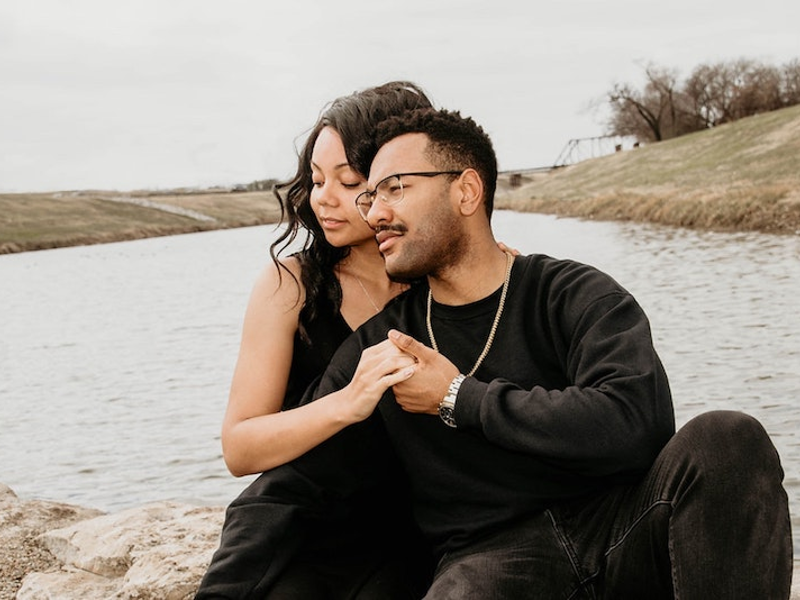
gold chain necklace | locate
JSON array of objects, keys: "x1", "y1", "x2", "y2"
[
  {"x1": 353, "y1": 274, "x2": 381, "y2": 314},
  {"x1": 426, "y1": 251, "x2": 514, "y2": 377}
]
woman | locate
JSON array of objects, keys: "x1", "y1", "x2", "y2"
[
  {"x1": 198, "y1": 82, "x2": 436, "y2": 599},
  {"x1": 221, "y1": 81, "x2": 431, "y2": 478}
]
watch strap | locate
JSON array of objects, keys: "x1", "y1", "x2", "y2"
[{"x1": 438, "y1": 373, "x2": 465, "y2": 428}]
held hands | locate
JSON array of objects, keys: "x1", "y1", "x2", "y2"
[
  {"x1": 387, "y1": 329, "x2": 458, "y2": 415},
  {"x1": 344, "y1": 338, "x2": 417, "y2": 422}
]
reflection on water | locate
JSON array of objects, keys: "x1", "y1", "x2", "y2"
[{"x1": 1, "y1": 212, "x2": 798, "y2": 554}]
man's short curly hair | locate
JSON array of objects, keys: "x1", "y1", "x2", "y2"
[{"x1": 374, "y1": 109, "x2": 498, "y2": 218}]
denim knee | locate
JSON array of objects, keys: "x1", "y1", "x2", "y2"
[{"x1": 679, "y1": 410, "x2": 782, "y2": 475}]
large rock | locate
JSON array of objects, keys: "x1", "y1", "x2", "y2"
[
  {"x1": 0, "y1": 484, "x2": 224, "y2": 600},
  {"x1": 21, "y1": 501, "x2": 224, "y2": 599},
  {"x1": 0, "y1": 483, "x2": 104, "y2": 600}
]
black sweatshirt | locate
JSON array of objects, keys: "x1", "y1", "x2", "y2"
[{"x1": 314, "y1": 253, "x2": 675, "y2": 557}]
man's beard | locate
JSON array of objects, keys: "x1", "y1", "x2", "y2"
[{"x1": 380, "y1": 212, "x2": 466, "y2": 282}]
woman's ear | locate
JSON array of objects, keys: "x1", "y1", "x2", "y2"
[{"x1": 456, "y1": 168, "x2": 484, "y2": 217}]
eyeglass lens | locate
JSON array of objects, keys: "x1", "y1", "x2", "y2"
[
  {"x1": 376, "y1": 175, "x2": 403, "y2": 205},
  {"x1": 356, "y1": 175, "x2": 403, "y2": 218}
]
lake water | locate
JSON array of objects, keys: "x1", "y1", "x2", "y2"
[{"x1": 1, "y1": 211, "x2": 798, "y2": 555}]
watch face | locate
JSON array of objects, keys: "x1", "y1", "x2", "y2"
[{"x1": 439, "y1": 406, "x2": 456, "y2": 427}]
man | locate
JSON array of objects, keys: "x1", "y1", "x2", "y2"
[
  {"x1": 330, "y1": 107, "x2": 792, "y2": 597},
  {"x1": 198, "y1": 109, "x2": 792, "y2": 598}
]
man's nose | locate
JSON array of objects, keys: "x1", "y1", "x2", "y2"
[{"x1": 366, "y1": 199, "x2": 391, "y2": 228}]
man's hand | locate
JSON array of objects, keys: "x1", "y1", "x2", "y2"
[{"x1": 387, "y1": 329, "x2": 459, "y2": 414}]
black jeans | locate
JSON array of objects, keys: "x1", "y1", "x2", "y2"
[{"x1": 424, "y1": 411, "x2": 793, "y2": 599}]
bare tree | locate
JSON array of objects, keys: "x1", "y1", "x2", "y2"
[
  {"x1": 683, "y1": 62, "x2": 736, "y2": 128},
  {"x1": 608, "y1": 57, "x2": 800, "y2": 144},
  {"x1": 781, "y1": 59, "x2": 800, "y2": 106},
  {"x1": 730, "y1": 59, "x2": 783, "y2": 118},
  {"x1": 607, "y1": 64, "x2": 689, "y2": 142}
]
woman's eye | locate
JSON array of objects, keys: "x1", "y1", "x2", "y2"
[{"x1": 342, "y1": 182, "x2": 362, "y2": 189}]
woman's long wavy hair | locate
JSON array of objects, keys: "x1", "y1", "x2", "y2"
[{"x1": 270, "y1": 81, "x2": 433, "y2": 340}]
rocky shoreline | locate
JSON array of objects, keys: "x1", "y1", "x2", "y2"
[
  {"x1": 0, "y1": 484, "x2": 223, "y2": 600},
  {"x1": 1, "y1": 482, "x2": 797, "y2": 598}
]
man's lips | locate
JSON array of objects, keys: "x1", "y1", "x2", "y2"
[{"x1": 374, "y1": 226, "x2": 405, "y2": 253}]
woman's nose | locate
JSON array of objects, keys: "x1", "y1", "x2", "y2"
[{"x1": 315, "y1": 183, "x2": 339, "y2": 207}]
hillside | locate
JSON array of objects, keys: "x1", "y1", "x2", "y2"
[
  {"x1": 495, "y1": 103, "x2": 800, "y2": 235},
  {"x1": 0, "y1": 189, "x2": 281, "y2": 254}
]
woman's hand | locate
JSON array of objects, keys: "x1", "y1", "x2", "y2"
[
  {"x1": 342, "y1": 338, "x2": 417, "y2": 422},
  {"x1": 497, "y1": 241, "x2": 521, "y2": 256}
]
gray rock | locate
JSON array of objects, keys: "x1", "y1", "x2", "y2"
[
  {"x1": 0, "y1": 483, "x2": 105, "y2": 600},
  {"x1": 18, "y1": 501, "x2": 224, "y2": 600},
  {"x1": 1, "y1": 484, "x2": 223, "y2": 600}
]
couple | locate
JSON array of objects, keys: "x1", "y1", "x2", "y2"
[{"x1": 197, "y1": 82, "x2": 792, "y2": 598}]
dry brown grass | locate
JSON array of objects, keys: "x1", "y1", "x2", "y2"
[{"x1": 0, "y1": 190, "x2": 282, "y2": 254}]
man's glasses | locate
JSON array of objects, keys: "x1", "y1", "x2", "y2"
[{"x1": 354, "y1": 171, "x2": 462, "y2": 220}]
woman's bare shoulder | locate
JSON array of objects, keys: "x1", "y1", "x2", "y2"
[{"x1": 252, "y1": 255, "x2": 306, "y2": 312}]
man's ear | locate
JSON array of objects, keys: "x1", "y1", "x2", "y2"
[{"x1": 456, "y1": 168, "x2": 484, "y2": 217}]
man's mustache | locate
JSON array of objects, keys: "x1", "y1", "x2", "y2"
[{"x1": 374, "y1": 224, "x2": 408, "y2": 235}]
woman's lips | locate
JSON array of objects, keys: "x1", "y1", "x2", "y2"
[{"x1": 320, "y1": 217, "x2": 346, "y2": 230}]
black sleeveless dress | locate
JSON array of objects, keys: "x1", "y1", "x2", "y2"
[
  {"x1": 196, "y1": 288, "x2": 432, "y2": 599},
  {"x1": 282, "y1": 306, "x2": 352, "y2": 411}
]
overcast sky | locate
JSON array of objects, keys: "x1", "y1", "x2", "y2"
[{"x1": 1, "y1": 0, "x2": 798, "y2": 192}]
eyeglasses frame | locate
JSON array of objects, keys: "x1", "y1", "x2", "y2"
[{"x1": 354, "y1": 170, "x2": 463, "y2": 220}]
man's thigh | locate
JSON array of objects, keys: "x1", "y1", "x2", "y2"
[{"x1": 424, "y1": 512, "x2": 592, "y2": 600}]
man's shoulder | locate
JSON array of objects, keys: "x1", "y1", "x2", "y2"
[
  {"x1": 517, "y1": 251, "x2": 590, "y2": 269},
  {"x1": 516, "y1": 252, "x2": 598, "y2": 279},
  {"x1": 515, "y1": 253, "x2": 626, "y2": 296}
]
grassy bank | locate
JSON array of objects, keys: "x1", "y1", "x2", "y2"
[
  {"x1": 495, "y1": 103, "x2": 800, "y2": 235},
  {"x1": 0, "y1": 189, "x2": 282, "y2": 254},
  {"x1": 3, "y1": 104, "x2": 799, "y2": 255}
]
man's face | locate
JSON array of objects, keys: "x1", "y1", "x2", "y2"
[{"x1": 366, "y1": 133, "x2": 466, "y2": 280}]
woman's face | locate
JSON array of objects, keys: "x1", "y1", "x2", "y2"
[{"x1": 309, "y1": 127, "x2": 375, "y2": 248}]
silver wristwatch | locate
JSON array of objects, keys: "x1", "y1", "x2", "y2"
[{"x1": 438, "y1": 374, "x2": 465, "y2": 428}]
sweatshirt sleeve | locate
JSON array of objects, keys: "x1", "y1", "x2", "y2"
[{"x1": 455, "y1": 276, "x2": 675, "y2": 478}]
